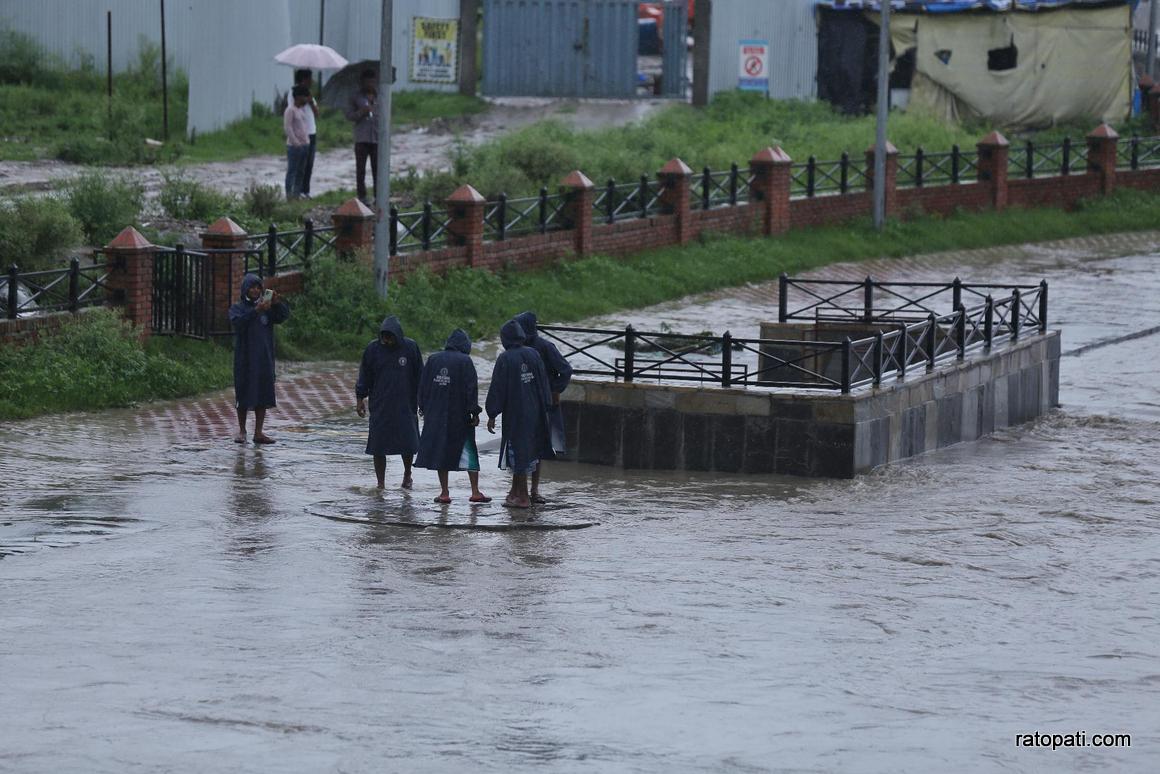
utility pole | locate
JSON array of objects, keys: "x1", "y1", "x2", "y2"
[
  {"x1": 1149, "y1": 0, "x2": 1159, "y2": 80},
  {"x1": 872, "y1": 1, "x2": 891, "y2": 231},
  {"x1": 374, "y1": 0, "x2": 393, "y2": 297}
]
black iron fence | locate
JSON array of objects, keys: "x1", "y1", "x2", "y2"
[
  {"x1": 896, "y1": 146, "x2": 979, "y2": 188},
  {"x1": 593, "y1": 176, "x2": 664, "y2": 223},
  {"x1": 539, "y1": 275, "x2": 1049, "y2": 394},
  {"x1": 1117, "y1": 135, "x2": 1160, "y2": 170},
  {"x1": 1006, "y1": 139, "x2": 1091, "y2": 179},
  {"x1": 244, "y1": 218, "x2": 336, "y2": 275},
  {"x1": 3, "y1": 255, "x2": 111, "y2": 319},
  {"x1": 484, "y1": 189, "x2": 569, "y2": 240},
  {"x1": 790, "y1": 154, "x2": 870, "y2": 198},
  {"x1": 690, "y1": 164, "x2": 753, "y2": 210}
]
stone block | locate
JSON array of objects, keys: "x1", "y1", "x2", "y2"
[
  {"x1": 871, "y1": 416, "x2": 890, "y2": 468},
  {"x1": 1020, "y1": 365, "x2": 1041, "y2": 423},
  {"x1": 994, "y1": 375, "x2": 1010, "y2": 429},
  {"x1": 561, "y1": 383, "x2": 586, "y2": 402},
  {"x1": 578, "y1": 403, "x2": 620, "y2": 464},
  {"x1": 901, "y1": 405, "x2": 926, "y2": 458},
  {"x1": 713, "y1": 415, "x2": 746, "y2": 472},
  {"x1": 735, "y1": 394, "x2": 772, "y2": 416},
  {"x1": 775, "y1": 419, "x2": 811, "y2": 477},
  {"x1": 937, "y1": 393, "x2": 963, "y2": 448},
  {"x1": 682, "y1": 413, "x2": 713, "y2": 471},
  {"x1": 561, "y1": 403, "x2": 581, "y2": 459},
  {"x1": 643, "y1": 388, "x2": 677, "y2": 410},
  {"x1": 769, "y1": 398, "x2": 813, "y2": 421},
  {"x1": 675, "y1": 391, "x2": 742, "y2": 416},
  {"x1": 961, "y1": 387, "x2": 980, "y2": 443},
  {"x1": 810, "y1": 423, "x2": 855, "y2": 478},
  {"x1": 1046, "y1": 332, "x2": 1061, "y2": 359},
  {"x1": 588, "y1": 383, "x2": 645, "y2": 409},
  {"x1": 812, "y1": 399, "x2": 855, "y2": 424},
  {"x1": 743, "y1": 416, "x2": 778, "y2": 473},
  {"x1": 979, "y1": 382, "x2": 995, "y2": 436},
  {"x1": 651, "y1": 409, "x2": 682, "y2": 470},
  {"x1": 1047, "y1": 358, "x2": 1060, "y2": 408},
  {"x1": 1007, "y1": 368, "x2": 1023, "y2": 425},
  {"x1": 924, "y1": 400, "x2": 939, "y2": 455},
  {"x1": 620, "y1": 409, "x2": 650, "y2": 469}
]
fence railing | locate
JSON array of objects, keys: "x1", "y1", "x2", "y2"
[
  {"x1": 244, "y1": 218, "x2": 336, "y2": 276},
  {"x1": 1007, "y1": 139, "x2": 1091, "y2": 179},
  {"x1": 691, "y1": 164, "x2": 753, "y2": 210},
  {"x1": 1117, "y1": 135, "x2": 1160, "y2": 170},
  {"x1": 3, "y1": 256, "x2": 111, "y2": 319},
  {"x1": 897, "y1": 145, "x2": 979, "y2": 188},
  {"x1": 790, "y1": 154, "x2": 870, "y2": 198},
  {"x1": 593, "y1": 176, "x2": 665, "y2": 223},
  {"x1": 484, "y1": 189, "x2": 569, "y2": 240}
]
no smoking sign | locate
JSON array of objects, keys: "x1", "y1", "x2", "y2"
[{"x1": 738, "y1": 39, "x2": 770, "y2": 93}]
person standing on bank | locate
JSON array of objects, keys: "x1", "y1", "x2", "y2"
[
  {"x1": 485, "y1": 319, "x2": 554, "y2": 509},
  {"x1": 356, "y1": 315, "x2": 423, "y2": 490},
  {"x1": 283, "y1": 85, "x2": 311, "y2": 200},
  {"x1": 344, "y1": 68, "x2": 378, "y2": 204},
  {"x1": 293, "y1": 69, "x2": 318, "y2": 198},
  {"x1": 515, "y1": 311, "x2": 572, "y2": 504},
  {"x1": 416, "y1": 329, "x2": 491, "y2": 504},
  {"x1": 229, "y1": 273, "x2": 290, "y2": 445}
]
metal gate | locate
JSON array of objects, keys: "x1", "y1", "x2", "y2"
[
  {"x1": 482, "y1": 0, "x2": 686, "y2": 98},
  {"x1": 152, "y1": 247, "x2": 211, "y2": 339}
]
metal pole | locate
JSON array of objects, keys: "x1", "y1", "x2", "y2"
[
  {"x1": 106, "y1": 11, "x2": 113, "y2": 138},
  {"x1": 1149, "y1": 0, "x2": 1159, "y2": 80},
  {"x1": 318, "y1": 0, "x2": 326, "y2": 89},
  {"x1": 373, "y1": 0, "x2": 394, "y2": 298},
  {"x1": 872, "y1": 2, "x2": 891, "y2": 230},
  {"x1": 160, "y1": 0, "x2": 168, "y2": 140}
]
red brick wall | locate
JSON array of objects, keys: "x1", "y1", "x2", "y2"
[
  {"x1": 1115, "y1": 168, "x2": 1160, "y2": 192},
  {"x1": 0, "y1": 309, "x2": 78, "y2": 345},
  {"x1": 790, "y1": 192, "x2": 873, "y2": 228},
  {"x1": 1007, "y1": 175, "x2": 1101, "y2": 210},
  {"x1": 896, "y1": 183, "x2": 990, "y2": 217}
]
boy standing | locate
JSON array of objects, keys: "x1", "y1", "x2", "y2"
[
  {"x1": 416, "y1": 329, "x2": 491, "y2": 504},
  {"x1": 293, "y1": 70, "x2": 319, "y2": 198},
  {"x1": 356, "y1": 316, "x2": 423, "y2": 489},
  {"x1": 344, "y1": 68, "x2": 379, "y2": 203},
  {"x1": 283, "y1": 85, "x2": 311, "y2": 199},
  {"x1": 485, "y1": 319, "x2": 554, "y2": 509}
]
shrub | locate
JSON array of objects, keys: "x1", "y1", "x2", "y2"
[
  {"x1": 0, "y1": 195, "x2": 84, "y2": 270},
  {"x1": 158, "y1": 170, "x2": 236, "y2": 221},
  {"x1": 243, "y1": 182, "x2": 285, "y2": 221},
  {"x1": 63, "y1": 172, "x2": 145, "y2": 245},
  {"x1": 0, "y1": 29, "x2": 42, "y2": 85}
]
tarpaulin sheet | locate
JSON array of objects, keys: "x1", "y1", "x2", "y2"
[
  {"x1": 873, "y1": 5, "x2": 1132, "y2": 128},
  {"x1": 817, "y1": 1, "x2": 1134, "y2": 11}
]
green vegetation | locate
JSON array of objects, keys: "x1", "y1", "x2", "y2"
[
  {"x1": 399, "y1": 91, "x2": 1152, "y2": 202},
  {"x1": 63, "y1": 172, "x2": 145, "y2": 244},
  {"x1": 0, "y1": 196, "x2": 83, "y2": 271},
  {"x1": 157, "y1": 170, "x2": 236, "y2": 221},
  {"x1": 0, "y1": 29, "x2": 486, "y2": 164},
  {"x1": 0, "y1": 308, "x2": 232, "y2": 420},
  {"x1": 281, "y1": 188, "x2": 1160, "y2": 356}
]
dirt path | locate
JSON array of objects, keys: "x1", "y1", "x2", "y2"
[{"x1": 0, "y1": 99, "x2": 667, "y2": 208}]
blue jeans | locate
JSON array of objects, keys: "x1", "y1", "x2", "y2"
[
  {"x1": 302, "y1": 134, "x2": 316, "y2": 195},
  {"x1": 285, "y1": 144, "x2": 309, "y2": 199}
]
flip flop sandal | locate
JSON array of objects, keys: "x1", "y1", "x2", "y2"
[
  {"x1": 433, "y1": 495, "x2": 452, "y2": 504},
  {"x1": 252, "y1": 435, "x2": 276, "y2": 445},
  {"x1": 469, "y1": 494, "x2": 493, "y2": 503},
  {"x1": 502, "y1": 498, "x2": 530, "y2": 509},
  {"x1": 531, "y1": 495, "x2": 547, "y2": 505}
]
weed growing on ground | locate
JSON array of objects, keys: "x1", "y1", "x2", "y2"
[
  {"x1": 158, "y1": 170, "x2": 238, "y2": 221},
  {"x1": 0, "y1": 196, "x2": 84, "y2": 270},
  {"x1": 63, "y1": 172, "x2": 145, "y2": 244}
]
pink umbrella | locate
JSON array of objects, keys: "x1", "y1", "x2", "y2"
[{"x1": 274, "y1": 44, "x2": 349, "y2": 70}]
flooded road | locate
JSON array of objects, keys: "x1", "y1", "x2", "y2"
[{"x1": 2, "y1": 234, "x2": 1159, "y2": 772}]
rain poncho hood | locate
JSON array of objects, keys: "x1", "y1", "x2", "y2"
[
  {"x1": 380, "y1": 314, "x2": 405, "y2": 342},
  {"x1": 500, "y1": 319, "x2": 527, "y2": 350},
  {"x1": 515, "y1": 311, "x2": 539, "y2": 341},
  {"x1": 515, "y1": 310, "x2": 572, "y2": 454},
  {"x1": 444, "y1": 328, "x2": 471, "y2": 354},
  {"x1": 240, "y1": 273, "x2": 263, "y2": 302}
]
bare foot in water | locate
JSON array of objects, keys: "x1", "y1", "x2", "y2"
[
  {"x1": 252, "y1": 433, "x2": 276, "y2": 445},
  {"x1": 401, "y1": 475, "x2": 413, "y2": 490},
  {"x1": 503, "y1": 496, "x2": 531, "y2": 509}
]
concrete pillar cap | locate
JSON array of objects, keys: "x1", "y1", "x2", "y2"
[
  {"x1": 333, "y1": 197, "x2": 376, "y2": 218},
  {"x1": 105, "y1": 226, "x2": 153, "y2": 250},
  {"x1": 1087, "y1": 123, "x2": 1119, "y2": 140},
  {"x1": 447, "y1": 184, "x2": 486, "y2": 204},
  {"x1": 864, "y1": 141, "x2": 899, "y2": 156},
  {"x1": 202, "y1": 216, "x2": 247, "y2": 237},
  {"x1": 1150, "y1": 82, "x2": 1160, "y2": 95},
  {"x1": 659, "y1": 157, "x2": 693, "y2": 176},
  {"x1": 977, "y1": 131, "x2": 1010, "y2": 148},
  {"x1": 751, "y1": 146, "x2": 792, "y2": 164},
  {"x1": 1140, "y1": 74, "x2": 1155, "y2": 89},
  {"x1": 560, "y1": 170, "x2": 595, "y2": 189}
]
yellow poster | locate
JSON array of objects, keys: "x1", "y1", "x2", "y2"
[{"x1": 411, "y1": 17, "x2": 459, "y2": 85}]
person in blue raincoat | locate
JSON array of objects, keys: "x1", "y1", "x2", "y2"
[
  {"x1": 485, "y1": 319, "x2": 554, "y2": 509},
  {"x1": 228, "y1": 273, "x2": 290, "y2": 445},
  {"x1": 515, "y1": 311, "x2": 573, "y2": 504},
  {"x1": 416, "y1": 329, "x2": 491, "y2": 504},
  {"x1": 356, "y1": 315, "x2": 423, "y2": 489}
]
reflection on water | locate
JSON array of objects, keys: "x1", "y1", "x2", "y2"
[{"x1": 1, "y1": 241, "x2": 1159, "y2": 772}]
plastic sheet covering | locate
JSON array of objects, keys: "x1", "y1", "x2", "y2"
[{"x1": 874, "y1": 6, "x2": 1132, "y2": 129}]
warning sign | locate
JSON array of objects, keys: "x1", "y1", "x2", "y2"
[
  {"x1": 738, "y1": 39, "x2": 769, "y2": 94},
  {"x1": 411, "y1": 17, "x2": 459, "y2": 84}
]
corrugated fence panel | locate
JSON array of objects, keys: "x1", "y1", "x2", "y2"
[
  {"x1": 707, "y1": 0, "x2": 818, "y2": 100},
  {"x1": 187, "y1": 0, "x2": 292, "y2": 135},
  {"x1": 0, "y1": 0, "x2": 196, "y2": 74},
  {"x1": 326, "y1": 0, "x2": 459, "y2": 92},
  {"x1": 482, "y1": 0, "x2": 636, "y2": 98}
]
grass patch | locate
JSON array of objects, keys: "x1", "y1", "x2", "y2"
[
  {"x1": 0, "y1": 308, "x2": 232, "y2": 421},
  {"x1": 281, "y1": 188, "x2": 1160, "y2": 356}
]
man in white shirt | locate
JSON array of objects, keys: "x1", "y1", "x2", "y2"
[
  {"x1": 293, "y1": 70, "x2": 319, "y2": 198},
  {"x1": 283, "y1": 86, "x2": 311, "y2": 200}
]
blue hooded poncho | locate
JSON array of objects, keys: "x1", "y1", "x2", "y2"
[
  {"x1": 516, "y1": 311, "x2": 573, "y2": 454},
  {"x1": 416, "y1": 329, "x2": 481, "y2": 471},
  {"x1": 485, "y1": 319, "x2": 554, "y2": 472},
  {"x1": 228, "y1": 273, "x2": 290, "y2": 410},
  {"x1": 356, "y1": 315, "x2": 424, "y2": 456}
]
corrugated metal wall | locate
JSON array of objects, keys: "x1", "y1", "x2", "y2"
[
  {"x1": 481, "y1": 0, "x2": 637, "y2": 98},
  {"x1": 707, "y1": 0, "x2": 818, "y2": 100}
]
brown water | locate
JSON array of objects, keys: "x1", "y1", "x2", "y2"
[{"x1": 2, "y1": 237, "x2": 1158, "y2": 772}]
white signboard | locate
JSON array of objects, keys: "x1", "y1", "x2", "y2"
[
  {"x1": 411, "y1": 17, "x2": 459, "y2": 84},
  {"x1": 738, "y1": 39, "x2": 770, "y2": 94}
]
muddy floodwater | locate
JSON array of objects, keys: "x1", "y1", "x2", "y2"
[{"x1": 2, "y1": 235, "x2": 1159, "y2": 772}]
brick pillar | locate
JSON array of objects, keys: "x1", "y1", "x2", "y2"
[
  {"x1": 200, "y1": 216, "x2": 248, "y2": 336},
  {"x1": 658, "y1": 158, "x2": 694, "y2": 244},
  {"x1": 864, "y1": 141, "x2": 899, "y2": 217},
  {"x1": 1086, "y1": 123, "x2": 1119, "y2": 196},
  {"x1": 446, "y1": 184, "x2": 486, "y2": 266},
  {"x1": 104, "y1": 226, "x2": 154, "y2": 338},
  {"x1": 749, "y1": 146, "x2": 792, "y2": 235},
  {"x1": 976, "y1": 131, "x2": 1010, "y2": 212},
  {"x1": 331, "y1": 197, "x2": 375, "y2": 257},
  {"x1": 560, "y1": 170, "x2": 595, "y2": 257}
]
